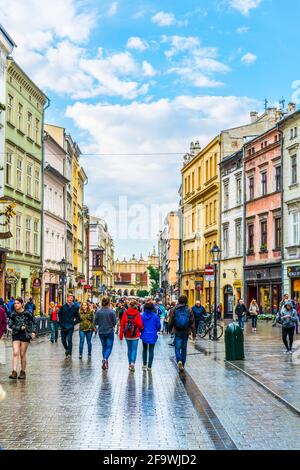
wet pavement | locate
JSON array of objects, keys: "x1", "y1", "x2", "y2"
[{"x1": 1, "y1": 323, "x2": 300, "y2": 450}]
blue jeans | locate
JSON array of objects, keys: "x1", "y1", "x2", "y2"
[
  {"x1": 251, "y1": 316, "x2": 258, "y2": 329},
  {"x1": 50, "y1": 321, "x2": 59, "y2": 342},
  {"x1": 126, "y1": 339, "x2": 139, "y2": 364},
  {"x1": 99, "y1": 331, "x2": 115, "y2": 360},
  {"x1": 79, "y1": 330, "x2": 93, "y2": 356},
  {"x1": 238, "y1": 316, "x2": 245, "y2": 330},
  {"x1": 174, "y1": 334, "x2": 189, "y2": 366},
  {"x1": 61, "y1": 327, "x2": 74, "y2": 354}
]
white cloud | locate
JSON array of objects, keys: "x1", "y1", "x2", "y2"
[
  {"x1": 241, "y1": 52, "x2": 257, "y2": 64},
  {"x1": 107, "y1": 1, "x2": 118, "y2": 17},
  {"x1": 162, "y1": 35, "x2": 230, "y2": 88},
  {"x1": 228, "y1": 0, "x2": 262, "y2": 15},
  {"x1": 152, "y1": 11, "x2": 187, "y2": 27},
  {"x1": 126, "y1": 37, "x2": 149, "y2": 51},
  {"x1": 66, "y1": 94, "x2": 258, "y2": 209},
  {"x1": 142, "y1": 61, "x2": 157, "y2": 77},
  {"x1": 236, "y1": 26, "x2": 250, "y2": 33}
]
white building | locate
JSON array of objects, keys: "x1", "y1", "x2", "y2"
[
  {"x1": 280, "y1": 105, "x2": 300, "y2": 299},
  {"x1": 43, "y1": 131, "x2": 69, "y2": 311}
]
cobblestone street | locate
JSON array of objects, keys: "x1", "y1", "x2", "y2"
[{"x1": 1, "y1": 323, "x2": 300, "y2": 450}]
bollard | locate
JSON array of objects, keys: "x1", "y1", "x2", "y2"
[{"x1": 225, "y1": 322, "x2": 244, "y2": 361}]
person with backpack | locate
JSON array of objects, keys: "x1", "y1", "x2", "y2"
[
  {"x1": 25, "y1": 298, "x2": 36, "y2": 315},
  {"x1": 119, "y1": 299, "x2": 143, "y2": 372},
  {"x1": 168, "y1": 295, "x2": 196, "y2": 372},
  {"x1": 140, "y1": 302, "x2": 161, "y2": 371},
  {"x1": 191, "y1": 300, "x2": 207, "y2": 335},
  {"x1": 94, "y1": 296, "x2": 117, "y2": 370},
  {"x1": 277, "y1": 301, "x2": 298, "y2": 353}
]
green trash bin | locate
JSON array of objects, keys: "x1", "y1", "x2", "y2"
[{"x1": 225, "y1": 322, "x2": 244, "y2": 361}]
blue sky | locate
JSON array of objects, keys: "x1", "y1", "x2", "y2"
[{"x1": 0, "y1": 0, "x2": 299, "y2": 258}]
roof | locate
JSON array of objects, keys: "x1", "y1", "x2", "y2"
[
  {"x1": 0, "y1": 24, "x2": 17, "y2": 48},
  {"x1": 44, "y1": 163, "x2": 70, "y2": 184}
]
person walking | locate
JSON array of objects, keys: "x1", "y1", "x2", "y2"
[
  {"x1": 249, "y1": 299, "x2": 259, "y2": 332},
  {"x1": 120, "y1": 299, "x2": 143, "y2": 372},
  {"x1": 235, "y1": 299, "x2": 247, "y2": 331},
  {"x1": 277, "y1": 301, "x2": 297, "y2": 353},
  {"x1": 25, "y1": 297, "x2": 36, "y2": 315},
  {"x1": 140, "y1": 302, "x2": 161, "y2": 371},
  {"x1": 94, "y1": 296, "x2": 117, "y2": 370},
  {"x1": 79, "y1": 301, "x2": 95, "y2": 359},
  {"x1": 168, "y1": 295, "x2": 196, "y2": 372},
  {"x1": 191, "y1": 300, "x2": 207, "y2": 335},
  {"x1": 0, "y1": 301, "x2": 7, "y2": 340},
  {"x1": 58, "y1": 293, "x2": 80, "y2": 357},
  {"x1": 48, "y1": 301, "x2": 59, "y2": 343},
  {"x1": 8, "y1": 297, "x2": 37, "y2": 380},
  {"x1": 7, "y1": 297, "x2": 15, "y2": 316},
  {"x1": 158, "y1": 302, "x2": 167, "y2": 334}
]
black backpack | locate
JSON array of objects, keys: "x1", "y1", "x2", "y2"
[{"x1": 124, "y1": 312, "x2": 137, "y2": 337}]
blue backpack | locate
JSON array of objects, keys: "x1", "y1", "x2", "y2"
[{"x1": 174, "y1": 306, "x2": 190, "y2": 330}]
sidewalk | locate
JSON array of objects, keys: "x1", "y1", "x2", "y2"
[{"x1": 195, "y1": 320, "x2": 300, "y2": 413}]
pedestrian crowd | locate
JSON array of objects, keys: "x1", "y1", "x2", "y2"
[{"x1": 1, "y1": 291, "x2": 300, "y2": 380}]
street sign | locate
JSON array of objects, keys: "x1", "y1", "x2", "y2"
[
  {"x1": 204, "y1": 264, "x2": 214, "y2": 276},
  {"x1": 205, "y1": 275, "x2": 214, "y2": 282}
]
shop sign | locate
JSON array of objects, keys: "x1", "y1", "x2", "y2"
[
  {"x1": 205, "y1": 275, "x2": 214, "y2": 282},
  {"x1": 84, "y1": 285, "x2": 92, "y2": 290},
  {"x1": 287, "y1": 266, "x2": 300, "y2": 278},
  {"x1": 32, "y1": 278, "x2": 41, "y2": 289}
]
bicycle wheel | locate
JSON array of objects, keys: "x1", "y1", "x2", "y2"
[
  {"x1": 197, "y1": 325, "x2": 209, "y2": 339},
  {"x1": 208, "y1": 324, "x2": 224, "y2": 340}
]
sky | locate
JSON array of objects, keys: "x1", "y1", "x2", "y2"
[{"x1": 1, "y1": 0, "x2": 299, "y2": 258}]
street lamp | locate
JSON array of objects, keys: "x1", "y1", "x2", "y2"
[
  {"x1": 58, "y1": 258, "x2": 67, "y2": 304},
  {"x1": 210, "y1": 243, "x2": 221, "y2": 341}
]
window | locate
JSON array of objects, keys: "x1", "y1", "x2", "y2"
[
  {"x1": 291, "y1": 155, "x2": 298, "y2": 185},
  {"x1": 295, "y1": 127, "x2": 298, "y2": 138},
  {"x1": 236, "y1": 177, "x2": 242, "y2": 205},
  {"x1": 6, "y1": 152, "x2": 12, "y2": 186},
  {"x1": 192, "y1": 212, "x2": 195, "y2": 232},
  {"x1": 26, "y1": 165, "x2": 32, "y2": 196},
  {"x1": 251, "y1": 147, "x2": 255, "y2": 155},
  {"x1": 17, "y1": 103, "x2": 23, "y2": 130},
  {"x1": 205, "y1": 205, "x2": 208, "y2": 227},
  {"x1": 261, "y1": 171, "x2": 267, "y2": 196},
  {"x1": 16, "y1": 158, "x2": 22, "y2": 191},
  {"x1": 198, "y1": 165, "x2": 201, "y2": 187},
  {"x1": 25, "y1": 217, "x2": 31, "y2": 253},
  {"x1": 224, "y1": 181, "x2": 229, "y2": 210},
  {"x1": 209, "y1": 202, "x2": 212, "y2": 225},
  {"x1": 223, "y1": 226, "x2": 229, "y2": 258},
  {"x1": 213, "y1": 200, "x2": 216, "y2": 223},
  {"x1": 292, "y1": 212, "x2": 299, "y2": 245},
  {"x1": 35, "y1": 118, "x2": 40, "y2": 144},
  {"x1": 16, "y1": 214, "x2": 21, "y2": 251},
  {"x1": 236, "y1": 222, "x2": 241, "y2": 256},
  {"x1": 275, "y1": 166, "x2": 281, "y2": 192},
  {"x1": 191, "y1": 172, "x2": 194, "y2": 192},
  {"x1": 34, "y1": 169, "x2": 40, "y2": 199},
  {"x1": 274, "y1": 218, "x2": 281, "y2": 250},
  {"x1": 205, "y1": 160, "x2": 208, "y2": 181},
  {"x1": 7, "y1": 94, "x2": 13, "y2": 123},
  {"x1": 34, "y1": 220, "x2": 39, "y2": 256},
  {"x1": 27, "y1": 112, "x2": 32, "y2": 138},
  {"x1": 261, "y1": 220, "x2": 268, "y2": 247},
  {"x1": 214, "y1": 153, "x2": 217, "y2": 176},
  {"x1": 249, "y1": 176, "x2": 254, "y2": 200},
  {"x1": 209, "y1": 157, "x2": 212, "y2": 179},
  {"x1": 291, "y1": 128, "x2": 294, "y2": 140},
  {"x1": 248, "y1": 224, "x2": 254, "y2": 250},
  {"x1": 188, "y1": 175, "x2": 190, "y2": 194}
]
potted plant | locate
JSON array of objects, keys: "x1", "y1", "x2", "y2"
[
  {"x1": 260, "y1": 244, "x2": 268, "y2": 253},
  {"x1": 247, "y1": 247, "x2": 254, "y2": 255}
]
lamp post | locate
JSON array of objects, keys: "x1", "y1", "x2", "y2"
[
  {"x1": 58, "y1": 258, "x2": 67, "y2": 305},
  {"x1": 210, "y1": 243, "x2": 221, "y2": 341}
]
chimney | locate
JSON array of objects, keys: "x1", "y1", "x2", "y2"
[
  {"x1": 250, "y1": 111, "x2": 259, "y2": 123},
  {"x1": 288, "y1": 102, "x2": 296, "y2": 114},
  {"x1": 275, "y1": 109, "x2": 283, "y2": 122}
]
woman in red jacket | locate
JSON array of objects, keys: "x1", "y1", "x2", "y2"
[{"x1": 119, "y1": 300, "x2": 143, "y2": 372}]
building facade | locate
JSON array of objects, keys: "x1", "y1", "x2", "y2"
[
  {"x1": 89, "y1": 215, "x2": 114, "y2": 303},
  {"x1": 158, "y1": 211, "x2": 179, "y2": 301},
  {"x1": 219, "y1": 150, "x2": 243, "y2": 318},
  {"x1": 280, "y1": 106, "x2": 300, "y2": 301},
  {"x1": 0, "y1": 26, "x2": 15, "y2": 298},
  {"x1": 43, "y1": 131, "x2": 69, "y2": 312},
  {"x1": 114, "y1": 250, "x2": 158, "y2": 297},
  {"x1": 2, "y1": 59, "x2": 48, "y2": 312},
  {"x1": 244, "y1": 126, "x2": 282, "y2": 313}
]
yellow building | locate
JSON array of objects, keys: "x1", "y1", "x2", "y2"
[{"x1": 181, "y1": 140, "x2": 219, "y2": 308}]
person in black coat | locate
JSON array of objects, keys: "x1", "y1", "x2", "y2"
[
  {"x1": 58, "y1": 294, "x2": 80, "y2": 357},
  {"x1": 235, "y1": 299, "x2": 247, "y2": 331}
]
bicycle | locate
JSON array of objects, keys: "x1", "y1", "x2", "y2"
[{"x1": 197, "y1": 315, "x2": 224, "y2": 340}]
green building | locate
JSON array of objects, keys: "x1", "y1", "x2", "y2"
[{"x1": 1, "y1": 58, "x2": 48, "y2": 313}]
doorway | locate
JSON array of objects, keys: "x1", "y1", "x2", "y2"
[{"x1": 224, "y1": 285, "x2": 234, "y2": 319}]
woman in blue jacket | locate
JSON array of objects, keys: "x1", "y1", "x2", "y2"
[{"x1": 141, "y1": 302, "x2": 161, "y2": 371}]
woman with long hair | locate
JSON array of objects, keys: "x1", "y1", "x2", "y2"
[
  {"x1": 79, "y1": 301, "x2": 95, "y2": 359},
  {"x1": 8, "y1": 297, "x2": 37, "y2": 380},
  {"x1": 48, "y1": 301, "x2": 59, "y2": 343},
  {"x1": 249, "y1": 299, "x2": 259, "y2": 332}
]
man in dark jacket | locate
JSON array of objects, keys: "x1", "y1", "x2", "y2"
[
  {"x1": 192, "y1": 300, "x2": 207, "y2": 335},
  {"x1": 58, "y1": 294, "x2": 80, "y2": 357},
  {"x1": 235, "y1": 299, "x2": 247, "y2": 331},
  {"x1": 169, "y1": 295, "x2": 196, "y2": 372}
]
